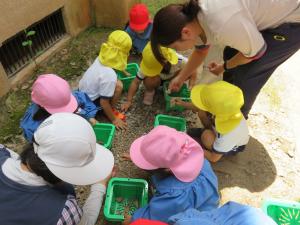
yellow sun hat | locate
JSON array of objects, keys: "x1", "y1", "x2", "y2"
[
  {"x1": 140, "y1": 42, "x2": 178, "y2": 77},
  {"x1": 99, "y1": 30, "x2": 132, "y2": 71},
  {"x1": 191, "y1": 81, "x2": 244, "y2": 134}
]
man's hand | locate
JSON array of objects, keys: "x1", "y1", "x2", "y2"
[
  {"x1": 168, "y1": 75, "x2": 184, "y2": 93},
  {"x1": 208, "y1": 62, "x2": 224, "y2": 75}
]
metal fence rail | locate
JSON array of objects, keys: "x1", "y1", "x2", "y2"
[{"x1": 0, "y1": 9, "x2": 66, "y2": 77}]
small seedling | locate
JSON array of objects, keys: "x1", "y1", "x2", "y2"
[{"x1": 22, "y1": 29, "x2": 37, "y2": 67}]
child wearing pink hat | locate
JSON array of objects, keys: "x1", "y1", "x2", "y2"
[
  {"x1": 20, "y1": 74, "x2": 99, "y2": 142},
  {"x1": 125, "y1": 3, "x2": 153, "y2": 54},
  {"x1": 123, "y1": 125, "x2": 219, "y2": 224}
]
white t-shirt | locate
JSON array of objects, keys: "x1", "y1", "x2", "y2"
[
  {"x1": 213, "y1": 117, "x2": 249, "y2": 154},
  {"x1": 137, "y1": 53, "x2": 188, "y2": 80},
  {"x1": 79, "y1": 58, "x2": 117, "y2": 101},
  {"x1": 198, "y1": 0, "x2": 300, "y2": 57}
]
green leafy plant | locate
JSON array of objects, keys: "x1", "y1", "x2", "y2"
[{"x1": 22, "y1": 29, "x2": 37, "y2": 66}]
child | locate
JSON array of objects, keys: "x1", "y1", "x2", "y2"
[
  {"x1": 125, "y1": 3, "x2": 153, "y2": 55},
  {"x1": 173, "y1": 81, "x2": 249, "y2": 163},
  {"x1": 79, "y1": 30, "x2": 132, "y2": 130},
  {"x1": 130, "y1": 201, "x2": 277, "y2": 225},
  {"x1": 168, "y1": 201, "x2": 277, "y2": 225},
  {"x1": 121, "y1": 42, "x2": 196, "y2": 111},
  {"x1": 20, "y1": 74, "x2": 99, "y2": 142},
  {"x1": 1, "y1": 113, "x2": 115, "y2": 225},
  {"x1": 123, "y1": 125, "x2": 219, "y2": 224}
]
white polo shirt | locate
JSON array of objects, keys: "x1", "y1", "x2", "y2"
[
  {"x1": 198, "y1": 0, "x2": 300, "y2": 58},
  {"x1": 79, "y1": 58, "x2": 117, "y2": 101},
  {"x1": 213, "y1": 117, "x2": 249, "y2": 154}
]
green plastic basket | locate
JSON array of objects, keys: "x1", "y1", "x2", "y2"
[
  {"x1": 163, "y1": 81, "x2": 190, "y2": 112},
  {"x1": 262, "y1": 199, "x2": 300, "y2": 225},
  {"x1": 116, "y1": 63, "x2": 139, "y2": 92},
  {"x1": 93, "y1": 123, "x2": 116, "y2": 149},
  {"x1": 154, "y1": 114, "x2": 186, "y2": 132},
  {"x1": 104, "y1": 177, "x2": 148, "y2": 222}
]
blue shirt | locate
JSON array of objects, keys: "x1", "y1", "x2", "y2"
[
  {"x1": 131, "y1": 159, "x2": 219, "y2": 223},
  {"x1": 0, "y1": 146, "x2": 72, "y2": 225},
  {"x1": 168, "y1": 201, "x2": 277, "y2": 225},
  {"x1": 125, "y1": 23, "x2": 153, "y2": 53},
  {"x1": 20, "y1": 91, "x2": 100, "y2": 142}
]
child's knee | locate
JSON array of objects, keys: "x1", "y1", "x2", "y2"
[
  {"x1": 201, "y1": 129, "x2": 216, "y2": 150},
  {"x1": 144, "y1": 77, "x2": 161, "y2": 89}
]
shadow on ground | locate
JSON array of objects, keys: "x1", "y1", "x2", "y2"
[{"x1": 213, "y1": 136, "x2": 277, "y2": 192}]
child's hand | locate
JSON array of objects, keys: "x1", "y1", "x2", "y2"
[
  {"x1": 99, "y1": 165, "x2": 118, "y2": 187},
  {"x1": 170, "y1": 97, "x2": 184, "y2": 107},
  {"x1": 123, "y1": 70, "x2": 131, "y2": 77},
  {"x1": 122, "y1": 214, "x2": 132, "y2": 225},
  {"x1": 121, "y1": 101, "x2": 132, "y2": 112},
  {"x1": 89, "y1": 118, "x2": 98, "y2": 126},
  {"x1": 120, "y1": 153, "x2": 131, "y2": 161},
  {"x1": 113, "y1": 117, "x2": 128, "y2": 130}
]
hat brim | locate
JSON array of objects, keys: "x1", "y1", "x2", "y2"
[
  {"x1": 140, "y1": 60, "x2": 162, "y2": 77},
  {"x1": 215, "y1": 112, "x2": 243, "y2": 134},
  {"x1": 46, "y1": 144, "x2": 114, "y2": 185},
  {"x1": 130, "y1": 135, "x2": 159, "y2": 170},
  {"x1": 46, "y1": 94, "x2": 78, "y2": 114},
  {"x1": 129, "y1": 21, "x2": 150, "y2": 32},
  {"x1": 191, "y1": 84, "x2": 208, "y2": 111},
  {"x1": 165, "y1": 51, "x2": 178, "y2": 65},
  {"x1": 170, "y1": 135, "x2": 204, "y2": 182}
]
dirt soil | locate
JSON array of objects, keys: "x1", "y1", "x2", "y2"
[{"x1": 1, "y1": 27, "x2": 300, "y2": 225}]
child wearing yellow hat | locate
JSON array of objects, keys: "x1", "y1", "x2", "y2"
[
  {"x1": 121, "y1": 42, "x2": 196, "y2": 111},
  {"x1": 173, "y1": 81, "x2": 249, "y2": 162},
  {"x1": 79, "y1": 30, "x2": 132, "y2": 130}
]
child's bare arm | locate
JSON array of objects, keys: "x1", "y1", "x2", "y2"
[
  {"x1": 203, "y1": 150, "x2": 223, "y2": 163},
  {"x1": 121, "y1": 77, "x2": 141, "y2": 112},
  {"x1": 200, "y1": 129, "x2": 223, "y2": 162},
  {"x1": 100, "y1": 98, "x2": 127, "y2": 130},
  {"x1": 171, "y1": 98, "x2": 198, "y2": 111},
  {"x1": 198, "y1": 110, "x2": 212, "y2": 129}
]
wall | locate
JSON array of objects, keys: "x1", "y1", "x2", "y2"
[
  {"x1": 0, "y1": 0, "x2": 92, "y2": 97},
  {"x1": 94, "y1": 0, "x2": 141, "y2": 29}
]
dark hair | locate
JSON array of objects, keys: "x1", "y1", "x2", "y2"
[
  {"x1": 20, "y1": 143, "x2": 61, "y2": 184},
  {"x1": 32, "y1": 106, "x2": 51, "y2": 121},
  {"x1": 148, "y1": 168, "x2": 172, "y2": 180},
  {"x1": 161, "y1": 62, "x2": 171, "y2": 74},
  {"x1": 151, "y1": 0, "x2": 200, "y2": 64}
]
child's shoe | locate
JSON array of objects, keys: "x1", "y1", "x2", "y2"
[
  {"x1": 112, "y1": 109, "x2": 126, "y2": 121},
  {"x1": 143, "y1": 90, "x2": 155, "y2": 105}
]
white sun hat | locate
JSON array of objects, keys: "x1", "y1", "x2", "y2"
[{"x1": 33, "y1": 113, "x2": 114, "y2": 185}]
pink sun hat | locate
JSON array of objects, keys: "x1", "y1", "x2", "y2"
[
  {"x1": 31, "y1": 74, "x2": 78, "y2": 114},
  {"x1": 130, "y1": 125, "x2": 204, "y2": 182}
]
